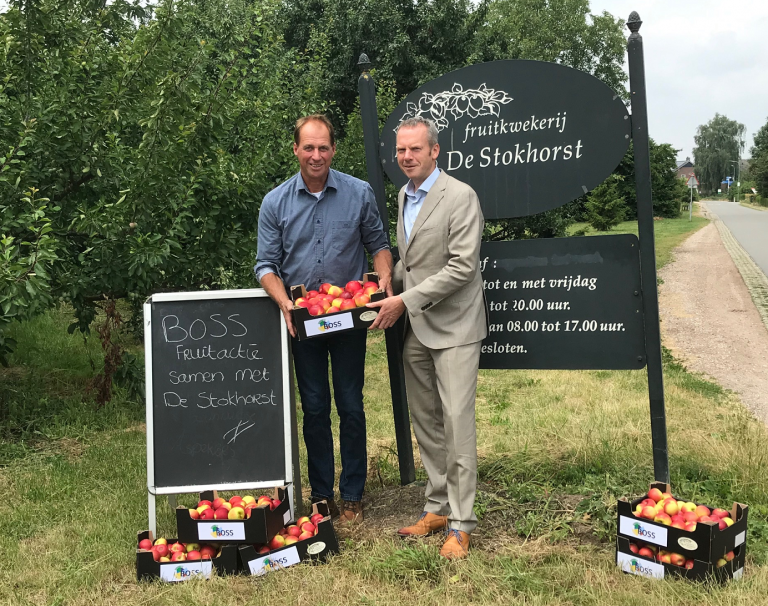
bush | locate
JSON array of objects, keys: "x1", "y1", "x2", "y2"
[{"x1": 586, "y1": 175, "x2": 627, "y2": 231}]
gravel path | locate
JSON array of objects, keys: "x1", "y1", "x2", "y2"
[{"x1": 658, "y1": 207, "x2": 768, "y2": 424}]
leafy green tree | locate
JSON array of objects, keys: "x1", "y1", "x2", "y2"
[
  {"x1": 613, "y1": 140, "x2": 684, "y2": 218},
  {"x1": 0, "y1": 0, "x2": 328, "y2": 390},
  {"x1": 750, "y1": 118, "x2": 768, "y2": 197},
  {"x1": 469, "y1": 0, "x2": 628, "y2": 96},
  {"x1": 692, "y1": 114, "x2": 746, "y2": 193},
  {"x1": 585, "y1": 174, "x2": 626, "y2": 231}
]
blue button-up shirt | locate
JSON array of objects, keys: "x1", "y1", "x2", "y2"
[
  {"x1": 255, "y1": 169, "x2": 389, "y2": 292},
  {"x1": 403, "y1": 166, "x2": 441, "y2": 243}
]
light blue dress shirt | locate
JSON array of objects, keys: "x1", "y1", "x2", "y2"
[{"x1": 403, "y1": 166, "x2": 441, "y2": 243}]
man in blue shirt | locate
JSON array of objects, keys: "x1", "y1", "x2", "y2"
[{"x1": 255, "y1": 115, "x2": 392, "y2": 523}]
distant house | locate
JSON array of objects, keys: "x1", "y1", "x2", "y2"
[{"x1": 676, "y1": 157, "x2": 695, "y2": 180}]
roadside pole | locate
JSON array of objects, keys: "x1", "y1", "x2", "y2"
[
  {"x1": 626, "y1": 12, "x2": 670, "y2": 484},
  {"x1": 357, "y1": 54, "x2": 416, "y2": 486}
]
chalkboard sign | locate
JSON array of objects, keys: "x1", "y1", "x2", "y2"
[
  {"x1": 380, "y1": 60, "x2": 631, "y2": 219},
  {"x1": 479, "y1": 235, "x2": 646, "y2": 369},
  {"x1": 144, "y1": 290, "x2": 291, "y2": 493}
]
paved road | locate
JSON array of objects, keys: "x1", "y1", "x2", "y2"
[{"x1": 706, "y1": 200, "x2": 768, "y2": 278}]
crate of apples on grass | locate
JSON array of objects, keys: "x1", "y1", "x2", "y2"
[
  {"x1": 616, "y1": 482, "x2": 747, "y2": 582},
  {"x1": 136, "y1": 531, "x2": 239, "y2": 581},
  {"x1": 176, "y1": 488, "x2": 291, "y2": 545},
  {"x1": 239, "y1": 501, "x2": 340, "y2": 576},
  {"x1": 290, "y1": 273, "x2": 385, "y2": 340}
]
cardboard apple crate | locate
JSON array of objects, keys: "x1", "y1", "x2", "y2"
[
  {"x1": 616, "y1": 482, "x2": 748, "y2": 566},
  {"x1": 136, "y1": 530, "x2": 240, "y2": 582},
  {"x1": 176, "y1": 487, "x2": 291, "y2": 545},
  {"x1": 616, "y1": 536, "x2": 745, "y2": 582},
  {"x1": 290, "y1": 273, "x2": 385, "y2": 341},
  {"x1": 238, "y1": 501, "x2": 340, "y2": 577}
]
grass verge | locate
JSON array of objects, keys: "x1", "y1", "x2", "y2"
[{"x1": 3, "y1": 212, "x2": 767, "y2": 605}]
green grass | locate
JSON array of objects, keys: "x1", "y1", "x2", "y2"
[
  {"x1": 568, "y1": 212, "x2": 709, "y2": 269},
  {"x1": 3, "y1": 211, "x2": 768, "y2": 604}
]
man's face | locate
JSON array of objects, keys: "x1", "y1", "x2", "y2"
[
  {"x1": 396, "y1": 124, "x2": 439, "y2": 185},
  {"x1": 293, "y1": 120, "x2": 336, "y2": 183}
]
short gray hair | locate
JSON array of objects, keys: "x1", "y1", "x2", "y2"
[{"x1": 398, "y1": 117, "x2": 439, "y2": 147}]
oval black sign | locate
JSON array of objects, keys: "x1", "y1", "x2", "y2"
[{"x1": 380, "y1": 60, "x2": 631, "y2": 220}]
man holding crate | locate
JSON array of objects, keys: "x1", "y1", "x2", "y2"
[
  {"x1": 367, "y1": 116, "x2": 487, "y2": 558},
  {"x1": 255, "y1": 114, "x2": 393, "y2": 524}
]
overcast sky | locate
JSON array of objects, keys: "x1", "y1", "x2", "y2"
[{"x1": 591, "y1": 0, "x2": 768, "y2": 160}]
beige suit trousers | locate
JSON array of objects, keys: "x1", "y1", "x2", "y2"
[{"x1": 403, "y1": 328, "x2": 481, "y2": 534}]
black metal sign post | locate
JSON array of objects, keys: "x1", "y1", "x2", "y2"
[
  {"x1": 358, "y1": 10, "x2": 670, "y2": 486},
  {"x1": 358, "y1": 55, "x2": 416, "y2": 486},
  {"x1": 627, "y1": 13, "x2": 670, "y2": 483}
]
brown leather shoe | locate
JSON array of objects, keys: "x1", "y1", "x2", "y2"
[
  {"x1": 439, "y1": 529, "x2": 470, "y2": 559},
  {"x1": 340, "y1": 500, "x2": 364, "y2": 524},
  {"x1": 397, "y1": 511, "x2": 448, "y2": 537}
]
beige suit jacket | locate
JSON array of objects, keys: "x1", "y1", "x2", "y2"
[{"x1": 393, "y1": 171, "x2": 488, "y2": 349}]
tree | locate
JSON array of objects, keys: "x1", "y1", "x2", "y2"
[
  {"x1": 0, "y1": 0, "x2": 328, "y2": 395},
  {"x1": 750, "y1": 117, "x2": 768, "y2": 197},
  {"x1": 614, "y1": 140, "x2": 683, "y2": 218},
  {"x1": 692, "y1": 114, "x2": 746, "y2": 193},
  {"x1": 586, "y1": 174, "x2": 626, "y2": 231}
]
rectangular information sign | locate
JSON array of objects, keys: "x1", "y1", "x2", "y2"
[{"x1": 479, "y1": 235, "x2": 646, "y2": 369}]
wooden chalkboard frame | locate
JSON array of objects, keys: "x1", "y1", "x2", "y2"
[{"x1": 143, "y1": 289, "x2": 296, "y2": 534}]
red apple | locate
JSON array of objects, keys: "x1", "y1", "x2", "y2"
[
  {"x1": 320, "y1": 283, "x2": 332, "y2": 294},
  {"x1": 711, "y1": 508, "x2": 729, "y2": 519},
  {"x1": 327, "y1": 306, "x2": 340, "y2": 314},
  {"x1": 684, "y1": 559, "x2": 695, "y2": 569},
  {"x1": 640, "y1": 505, "x2": 657, "y2": 520},
  {"x1": 654, "y1": 512, "x2": 672, "y2": 526},
  {"x1": 658, "y1": 553, "x2": 672, "y2": 564},
  {"x1": 159, "y1": 556, "x2": 171, "y2": 563},
  {"x1": 169, "y1": 542, "x2": 185, "y2": 553},
  {"x1": 345, "y1": 281, "x2": 363, "y2": 294},
  {"x1": 199, "y1": 545, "x2": 217, "y2": 559},
  {"x1": 257, "y1": 496, "x2": 272, "y2": 508},
  {"x1": 628, "y1": 543, "x2": 639, "y2": 554},
  {"x1": 340, "y1": 291, "x2": 354, "y2": 299},
  {"x1": 310, "y1": 513, "x2": 324, "y2": 526},
  {"x1": 200, "y1": 507, "x2": 215, "y2": 520},
  {"x1": 300, "y1": 522, "x2": 316, "y2": 534},
  {"x1": 214, "y1": 507, "x2": 230, "y2": 520},
  {"x1": 212, "y1": 497, "x2": 226, "y2": 510},
  {"x1": 151, "y1": 549, "x2": 162, "y2": 562},
  {"x1": 197, "y1": 500, "x2": 213, "y2": 509},
  {"x1": 663, "y1": 500, "x2": 679, "y2": 516},
  {"x1": 241, "y1": 496, "x2": 256, "y2": 506},
  {"x1": 153, "y1": 544, "x2": 169, "y2": 558},
  {"x1": 284, "y1": 536, "x2": 298, "y2": 545},
  {"x1": 320, "y1": 300, "x2": 331, "y2": 312},
  {"x1": 308, "y1": 304, "x2": 324, "y2": 316},
  {"x1": 684, "y1": 522, "x2": 697, "y2": 532},
  {"x1": 196, "y1": 504, "x2": 211, "y2": 515},
  {"x1": 698, "y1": 515, "x2": 716, "y2": 524},
  {"x1": 362, "y1": 281, "x2": 378, "y2": 291},
  {"x1": 269, "y1": 535, "x2": 286, "y2": 550},
  {"x1": 229, "y1": 496, "x2": 244, "y2": 507},
  {"x1": 683, "y1": 511, "x2": 698, "y2": 523},
  {"x1": 670, "y1": 553, "x2": 685, "y2": 567},
  {"x1": 307, "y1": 290, "x2": 319, "y2": 298},
  {"x1": 286, "y1": 525, "x2": 302, "y2": 537},
  {"x1": 354, "y1": 293, "x2": 370, "y2": 307},
  {"x1": 724, "y1": 550, "x2": 735, "y2": 561},
  {"x1": 186, "y1": 550, "x2": 201, "y2": 561},
  {"x1": 339, "y1": 299, "x2": 356, "y2": 310},
  {"x1": 257, "y1": 546, "x2": 270, "y2": 554},
  {"x1": 138, "y1": 538, "x2": 153, "y2": 551},
  {"x1": 671, "y1": 521, "x2": 686, "y2": 530},
  {"x1": 171, "y1": 551, "x2": 187, "y2": 562},
  {"x1": 154, "y1": 538, "x2": 168, "y2": 546},
  {"x1": 296, "y1": 516, "x2": 310, "y2": 526},
  {"x1": 363, "y1": 285, "x2": 377, "y2": 296},
  {"x1": 298, "y1": 531, "x2": 314, "y2": 541},
  {"x1": 721, "y1": 517, "x2": 734, "y2": 528},
  {"x1": 271, "y1": 499, "x2": 281, "y2": 510},
  {"x1": 188, "y1": 508, "x2": 200, "y2": 520},
  {"x1": 694, "y1": 505, "x2": 711, "y2": 519},
  {"x1": 638, "y1": 546, "x2": 654, "y2": 558},
  {"x1": 327, "y1": 285, "x2": 343, "y2": 297},
  {"x1": 331, "y1": 297, "x2": 344, "y2": 308},
  {"x1": 647, "y1": 488, "x2": 664, "y2": 503}
]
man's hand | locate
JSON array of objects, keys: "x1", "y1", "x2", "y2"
[
  {"x1": 279, "y1": 299, "x2": 297, "y2": 338},
  {"x1": 366, "y1": 295, "x2": 405, "y2": 330},
  {"x1": 378, "y1": 274, "x2": 394, "y2": 297}
]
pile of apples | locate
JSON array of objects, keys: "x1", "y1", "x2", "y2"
[
  {"x1": 628, "y1": 541, "x2": 736, "y2": 569},
  {"x1": 252, "y1": 513, "x2": 326, "y2": 554},
  {"x1": 139, "y1": 537, "x2": 222, "y2": 563},
  {"x1": 294, "y1": 280, "x2": 379, "y2": 316},
  {"x1": 633, "y1": 487, "x2": 736, "y2": 531},
  {"x1": 188, "y1": 495, "x2": 281, "y2": 521}
]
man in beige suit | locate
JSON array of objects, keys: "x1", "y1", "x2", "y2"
[{"x1": 367, "y1": 116, "x2": 487, "y2": 559}]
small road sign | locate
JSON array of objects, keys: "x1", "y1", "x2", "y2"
[{"x1": 687, "y1": 175, "x2": 699, "y2": 188}]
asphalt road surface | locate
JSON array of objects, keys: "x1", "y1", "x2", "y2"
[{"x1": 706, "y1": 200, "x2": 768, "y2": 279}]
